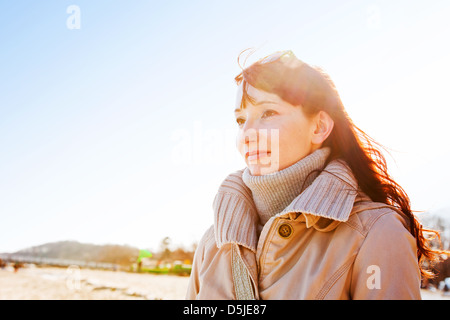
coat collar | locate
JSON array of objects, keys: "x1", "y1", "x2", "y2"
[{"x1": 213, "y1": 159, "x2": 372, "y2": 252}]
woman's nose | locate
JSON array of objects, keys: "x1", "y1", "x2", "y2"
[
  {"x1": 244, "y1": 133, "x2": 254, "y2": 145},
  {"x1": 243, "y1": 126, "x2": 260, "y2": 146},
  {"x1": 237, "y1": 126, "x2": 258, "y2": 151}
]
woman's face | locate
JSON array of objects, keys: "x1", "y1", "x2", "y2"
[{"x1": 235, "y1": 83, "x2": 320, "y2": 176}]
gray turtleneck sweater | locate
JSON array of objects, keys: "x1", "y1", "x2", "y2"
[{"x1": 242, "y1": 147, "x2": 331, "y2": 225}]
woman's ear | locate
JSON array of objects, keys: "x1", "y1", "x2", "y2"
[{"x1": 311, "y1": 111, "x2": 334, "y2": 145}]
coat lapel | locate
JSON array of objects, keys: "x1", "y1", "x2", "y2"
[{"x1": 213, "y1": 160, "x2": 372, "y2": 251}]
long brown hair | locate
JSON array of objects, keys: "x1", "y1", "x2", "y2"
[{"x1": 234, "y1": 49, "x2": 447, "y2": 278}]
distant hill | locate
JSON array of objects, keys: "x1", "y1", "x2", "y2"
[{"x1": 6, "y1": 240, "x2": 140, "y2": 266}]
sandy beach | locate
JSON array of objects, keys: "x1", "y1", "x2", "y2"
[
  {"x1": 0, "y1": 265, "x2": 190, "y2": 300},
  {"x1": 1, "y1": 265, "x2": 448, "y2": 300}
]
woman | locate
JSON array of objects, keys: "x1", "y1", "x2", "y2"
[{"x1": 186, "y1": 50, "x2": 444, "y2": 300}]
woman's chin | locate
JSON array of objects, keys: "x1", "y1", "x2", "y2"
[{"x1": 246, "y1": 162, "x2": 280, "y2": 176}]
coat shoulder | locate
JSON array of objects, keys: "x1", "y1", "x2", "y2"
[
  {"x1": 198, "y1": 224, "x2": 217, "y2": 252},
  {"x1": 345, "y1": 202, "x2": 411, "y2": 237}
]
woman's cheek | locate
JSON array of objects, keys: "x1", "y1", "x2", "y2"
[{"x1": 236, "y1": 130, "x2": 246, "y2": 157}]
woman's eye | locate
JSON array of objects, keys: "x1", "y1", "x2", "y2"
[
  {"x1": 262, "y1": 110, "x2": 277, "y2": 118},
  {"x1": 235, "y1": 111, "x2": 276, "y2": 126},
  {"x1": 236, "y1": 118, "x2": 245, "y2": 126}
]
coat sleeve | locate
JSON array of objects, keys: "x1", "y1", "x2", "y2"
[
  {"x1": 185, "y1": 225, "x2": 214, "y2": 300},
  {"x1": 350, "y1": 210, "x2": 422, "y2": 300}
]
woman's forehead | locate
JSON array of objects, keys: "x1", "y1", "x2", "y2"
[{"x1": 235, "y1": 82, "x2": 282, "y2": 111}]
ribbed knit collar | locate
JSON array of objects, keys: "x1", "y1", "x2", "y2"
[
  {"x1": 213, "y1": 157, "x2": 372, "y2": 252},
  {"x1": 242, "y1": 147, "x2": 331, "y2": 225}
]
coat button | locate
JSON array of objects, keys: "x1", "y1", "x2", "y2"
[{"x1": 278, "y1": 223, "x2": 293, "y2": 238}]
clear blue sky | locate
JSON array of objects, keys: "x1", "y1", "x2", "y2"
[{"x1": 1, "y1": 0, "x2": 450, "y2": 253}]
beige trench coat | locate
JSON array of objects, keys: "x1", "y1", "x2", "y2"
[{"x1": 186, "y1": 160, "x2": 421, "y2": 300}]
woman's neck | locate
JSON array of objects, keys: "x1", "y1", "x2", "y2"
[{"x1": 242, "y1": 147, "x2": 331, "y2": 225}]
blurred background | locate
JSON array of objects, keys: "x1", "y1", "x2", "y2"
[{"x1": 0, "y1": 0, "x2": 449, "y2": 299}]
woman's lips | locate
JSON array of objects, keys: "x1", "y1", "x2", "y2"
[{"x1": 246, "y1": 151, "x2": 271, "y2": 162}]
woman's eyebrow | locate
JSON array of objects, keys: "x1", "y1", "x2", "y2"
[
  {"x1": 235, "y1": 100, "x2": 277, "y2": 113},
  {"x1": 255, "y1": 100, "x2": 277, "y2": 105}
]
